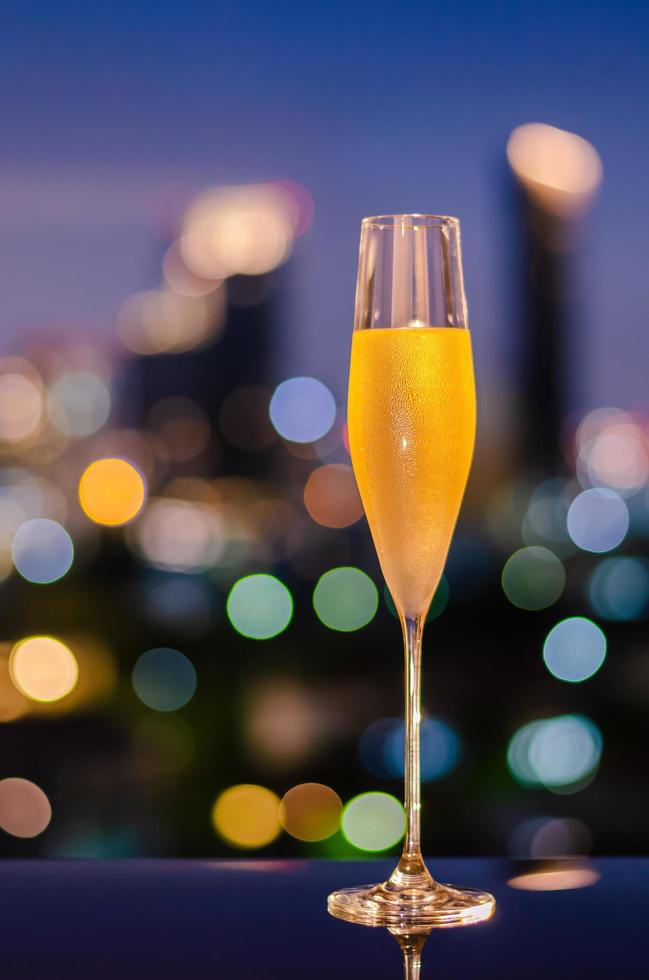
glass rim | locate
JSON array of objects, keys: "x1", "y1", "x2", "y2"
[{"x1": 361, "y1": 214, "x2": 460, "y2": 230}]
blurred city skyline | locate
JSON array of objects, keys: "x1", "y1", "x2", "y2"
[
  {"x1": 1, "y1": 0, "x2": 648, "y2": 411},
  {"x1": 1, "y1": 0, "x2": 648, "y2": 862}
]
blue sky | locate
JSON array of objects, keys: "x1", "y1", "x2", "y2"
[{"x1": 1, "y1": 0, "x2": 647, "y2": 410}]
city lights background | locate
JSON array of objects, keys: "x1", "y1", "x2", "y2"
[{"x1": 0, "y1": 0, "x2": 648, "y2": 862}]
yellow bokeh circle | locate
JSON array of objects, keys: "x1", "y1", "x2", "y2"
[
  {"x1": 79, "y1": 457, "x2": 146, "y2": 526},
  {"x1": 9, "y1": 636, "x2": 78, "y2": 703},
  {"x1": 211, "y1": 784, "x2": 281, "y2": 849}
]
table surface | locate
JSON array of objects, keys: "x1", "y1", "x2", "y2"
[{"x1": 0, "y1": 857, "x2": 641, "y2": 978}]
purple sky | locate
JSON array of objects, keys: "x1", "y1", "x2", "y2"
[{"x1": 1, "y1": 0, "x2": 647, "y2": 414}]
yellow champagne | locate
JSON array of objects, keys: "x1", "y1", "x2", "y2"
[{"x1": 348, "y1": 326, "x2": 476, "y2": 619}]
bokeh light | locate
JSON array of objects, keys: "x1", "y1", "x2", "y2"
[
  {"x1": 269, "y1": 377, "x2": 336, "y2": 444},
  {"x1": 11, "y1": 518, "x2": 74, "y2": 584},
  {"x1": 358, "y1": 718, "x2": 404, "y2": 779},
  {"x1": 2, "y1": 156, "x2": 641, "y2": 866},
  {"x1": 0, "y1": 369, "x2": 43, "y2": 443},
  {"x1": 0, "y1": 471, "x2": 35, "y2": 552},
  {"x1": 501, "y1": 546, "x2": 565, "y2": 610},
  {"x1": 0, "y1": 471, "x2": 66, "y2": 529},
  {"x1": 506, "y1": 122, "x2": 603, "y2": 214},
  {"x1": 181, "y1": 183, "x2": 297, "y2": 279},
  {"x1": 567, "y1": 488, "x2": 629, "y2": 553},
  {"x1": 587, "y1": 426, "x2": 648, "y2": 492},
  {"x1": 521, "y1": 480, "x2": 574, "y2": 555},
  {"x1": 313, "y1": 567, "x2": 378, "y2": 632},
  {"x1": 509, "y1": 816, "x2": 593, "y2": 858},
  {"x1": 523, "y1": 497, "x2": 568, "y2": 545},
  {"x1": 79, "y1": 457, "x2": 146, "y2": 527},
  {"x1": 0, "y1": 778, "x2": 52, "y2": 838},
  {"x1": 48, "y1": 371, "x2": 111, "y2": 437},
  {"x1": 530, "y1": 817, "x2": 592, "y2": 859},
  {"x1": 303, "y1": 464, "x2": 363, "y2": 528},
  {"x1": 507, "y1": 867, "x2": 600, "y2": 891},
  {"x1": 245, "y1": 678, "x2": 320, "y2": 770},
  {"x1": 55, "y1": 634, "x2": 117, "y2": 713},
  {"x1": 162, "y1": 240, "x2": 222, "y2": 297},
  {"x1": 274, "y1": 178, "x2": 315, "y2": 237},
  {"x1": 117, "y1": 288, "x2": 224, "y2": 355},
  {"x1": 359, "y1": 716, "x2": 460, "y2": 782},
  {"x1": 142, "y1": 575, "x2": 212, "y2": 636},
  {"x1": 131, "y1": 648, "x2": 197, "y2": 712},
  {"x1": 342, "y1": 792, "x2": 405, "y2": 852},
  {"x1": 508, "y1": 714, "x2": 602, "y2": 791},
  {"x1": 313, "y1": 420, "x2": 345, "y2": 462},
  {"x1": 588, "y1": 557, "x2": 649, "y2": 621},
  {"x1": 279, "y1": 783, "x2": 342, "y2": 842},
  {"x1": 385, "y1": 718, "x2": 460, "y2": 782},
  {"x1": 9, "y1": 636, "x2": 78, "y2": 703},
  {"x1": 509, "y1": 815, "x2": 592, "y2": 859},
  {"x1": 0, "y1": 647, "x2": 30, "y2": 723},
  {"x1": 543, "y1": 617, "x2": 607, "y2": 683},
  {"x1": 576, "y1": 408, "x2": 649, "y2": 494},
  {"x1": 507, "y1": 719, "x2": 543, "y2": 786},
  {"x1": 211, "y1": 784, "x2": 281, "y2": 849},
  {"x1": 132, "y1": 498, "x2": 223, "y2": 572},
  {"x1": 576, "y1": 407, "x2": 628, "y2": 449},
  {"x1": 227, "y1": 574, "x2": 293, "y2": 639}
]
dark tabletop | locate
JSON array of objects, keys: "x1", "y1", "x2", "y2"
[{"x1": 0, "y1": 857, "x2": 640, "y2": 978}]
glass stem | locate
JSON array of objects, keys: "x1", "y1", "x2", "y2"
[
  {"x1": 404, "y1": 955, "x2": 421, "y2": 980},
  {"x1": 393, "y1": 932, "x2": 428, "y2": 980},
  {"x1": 391, "y1": 614, "x2": 433, "y2": 885},
  {"x1": 403, "y1": 948, "x2": 422, "y2": 980}
]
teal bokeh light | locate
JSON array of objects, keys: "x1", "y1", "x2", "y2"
[
  {"x1": 588, "y1": 557, "x2": 649, "y2": 621},
  {"x1": 227, "y1": 574, "x2": 293, "y2": 639},
  {"x1": 501, "y1": 546, "x2": 565, "y2": 611},
  {"x1": 313, "y1": 567, "x2": 378, "y2": 632},
  {"x1": 508, "y1": 714, "x2": 602, "y2": 792},
  {"x1": 132, "y1": 647, "x2": 197, "y2": 712}
]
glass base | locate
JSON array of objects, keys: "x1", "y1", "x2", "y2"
[{"x1": 328, "y1": 879, "x2": 495, "y2": 929}]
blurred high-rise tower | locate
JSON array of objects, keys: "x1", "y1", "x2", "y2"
[{"x1": 506, "y1": 123, "x2": 602, "y2": 473}]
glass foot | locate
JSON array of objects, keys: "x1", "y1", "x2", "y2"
[{"x1": 328, "y1": 880, "x2": 495, "y2": 929}]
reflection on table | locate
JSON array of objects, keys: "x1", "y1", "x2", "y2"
[{"x1": 0, "y1": 857, "x2": 635, "y2": 979}]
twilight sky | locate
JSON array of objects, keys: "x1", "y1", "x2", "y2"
[{"x1": 1, "y1": 0, "x2": 647, "y2": 412}]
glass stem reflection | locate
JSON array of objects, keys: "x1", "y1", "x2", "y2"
[{"x1": 390, "y1": 614, "x2": 433, "y2": 887}]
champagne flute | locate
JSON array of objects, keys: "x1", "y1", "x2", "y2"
[{"x1": 328, "y1": 215, "x2": 495, "y2": 928}]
